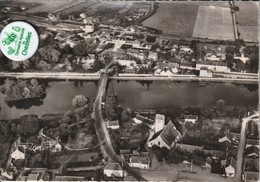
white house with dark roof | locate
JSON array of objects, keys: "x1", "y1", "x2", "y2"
[
  {"x1": 199, "y1": 68, "x2": 213, "y2": 77},
  {"x1": 130, "y1": 156, "x2": 149, "y2": 169},
  {"x1": 184, "y1": 115, "x2": 198, "y2": 124},
  {"x1": 148, "y1": 121, "x2": 181, "y2": 149},
  {"x1": 225, "y1": 157, "x2": 236, "y2": 177},
  {"x1": 218, "y1": 132, "x2": 240, "y2": 145},
  {"x1": 246, "y1": 139, "x2": 259, "y2": 149},
  {"x1": 11, "y1": 148, "x2": 25, "y2": 160},
  {"x1": 104, "y1": 163, "x2": 124, "y2": 178},
  {"x1": 107, "y1": 120, "x2": 120, "y2": 130}
]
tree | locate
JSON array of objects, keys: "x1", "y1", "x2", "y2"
[
  {"x1": 192, "y1": 149, "x2": 206, "y2": 166},
  {"x1": 92, "y1": 60, "x2": 104, "y2": 72},
  {"x1": 72, "y1": 95, "x2": 88, "y2": 108},
  {"x1": 73, "y1": 41, "x2": 89, "y2": 56},
  {"x1": 166, "y1": 147, "x2": 185, "y2": 164},
  {"x1": 217, "y1": 99, "x2": 225, "y2": 108}
]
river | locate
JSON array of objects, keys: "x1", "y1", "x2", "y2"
[{"x1": 0, "y1": 79, "x2": 258, "y2": 119}]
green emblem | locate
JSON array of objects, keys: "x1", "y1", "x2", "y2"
[
  {"x1": 2, "y1": 32, "x2": 17, "y2": 46},
  {"x1": 8, "y1": 47, "x2": 15, "y2": 55},
  {"x1": 12, "y1": 26, "x2": 21, "y2": 32}
]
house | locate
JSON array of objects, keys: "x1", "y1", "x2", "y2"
[
  {"x1": 147, "y1": 52, "x2": 158, "y2": 61},
  {"x1": 176, "y1": 143, "x2": 203, "y2": 152},
  {"x1": 244, "y1": 171, "x2": 259, "y2": 182},
  {"x1": 234, "y1": 53, "x2": 250, "y2": 64},
  {"x1": 81, "y1": 25, "x2": 94, "y2": 33},
  {"x1": 196, "y1": 61, "x2": 230, "y2": 73},
  {"x1": 148, "y1": 121, "x2": 181, "y2": 149},
  {"x1": 180, "y1": 47, "x2": 193, "y2": 53},
  {"x1": 76, "y1": 55, "x2": 95, "y2": 70},
  {"x1": 103, "y1": 163, "x2": 124, "y2": 178},
  {"x1": 199, "y1": 68, "x2": 213, "y2": 77},
  {"x1": 133, "y1": 117, "x2": 143, "y2": 124},
  {"x1": 246, "y1": 139, "x2": 259, "y2": 148},
  {"x1": 107, "y1": 120, "x2": 120, "y2": 130},
  {"x1": 218, "y1": 132, "x2": 240, "y2": 145},
  {"x1": 244, "y1": 146, "x2": 259, "y2": 158},
  {"x1": 135, "y1": 114, "x2": 154, "y2": 124},
  {"x1": 160, "y1": 69, "x2": 174, "y2": 76},
  {"x1": 225, "y1": 157, "x2": 236, "y2": 177},
  {"x1": 205, "y1": 54, "x2": 221, "y2": 61},
  {"x1": 154, "y1": 114, "x2": 165, "y2": 132},
  {"x1": 203, "y1": 149, "x2": 224, "y2": 159},
  {"x1": 180, "y1": 62, "x2": 194, "y2": 70},
  {"x1": 11, "y1": 148, "x2": 25, "y2": 160},
  {"x1": 54, "y1": 176, "x2": 85, "y2": 181},
  {"x1": 117, "y1": 60, "x2": 137, "y2": 69},
  {"x1": 184, "y1": 115, "x2": 198, "y2": 124},
  {"x1": 244, "y1": 158, "x2": 259, "y2": 172},
  {"x1": 129, "y1": 156, "x2": 149, "y2": 169}
]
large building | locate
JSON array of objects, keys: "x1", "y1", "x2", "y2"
[
  {"x1": 148, "y1": 121, "x2": 180, "y2": 149},
  {"x1": 103, "y1": 163, "x2": 124, "y2": 178},
  {"x1": 196, "y1": 61, "x2": 230, "y2": 73}
]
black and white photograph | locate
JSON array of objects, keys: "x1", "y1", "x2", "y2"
[{"x1": 0, "y1": 0, "x2": 259, "y2": 181}]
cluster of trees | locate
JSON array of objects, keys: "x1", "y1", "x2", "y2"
[
  {"x1": 225, "y1": 43, "x2": 259, "y2": 73},
  {"x1": 2, "y1": 79, "x2": 45, "y2": 101},
  {"x1": 153, "y1": 146, "x2": 207, "y2": 166},
  {"x1": 0, "y1": 115, "x2": 44, "y2": 167},
  {"x1": 109, "y1": 122, "x2": 149, "y2": 152}
]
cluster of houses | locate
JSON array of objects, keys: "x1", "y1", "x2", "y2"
[
  {"x1": 0, "y1": 130, "x2": 62, "y2": 181},
  {"x1": 218, "y1": 123, "x2": 259, "y2": 181}
]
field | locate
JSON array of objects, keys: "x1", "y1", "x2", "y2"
[
  {"x1": 192, "y1": 6, "x2": 234, "y2": 40},
  {"x1": 20, "y1": 0, "x2": 85, "y2": 13},
  {"x1": 235, "y1": 2, "x2": 259, "y2": 42},
  {"x1": 142, "y1": 3, "x2": 199, "y2": 36}
]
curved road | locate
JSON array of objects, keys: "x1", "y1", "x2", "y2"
[
  {"x1": 92, "y1": 62, "x2": 147, "y2": 181},
  {"x1": 235, "y1": 113, "x2": 259, "y2": 181}
]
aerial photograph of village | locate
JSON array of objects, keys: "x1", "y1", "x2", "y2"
[{"x1": 0, "y1": 0, "x2": 259, "y2": 181}]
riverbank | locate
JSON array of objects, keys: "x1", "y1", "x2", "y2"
[{"x1": 0, "y1": 72, "x2": 258, "y2": 84}]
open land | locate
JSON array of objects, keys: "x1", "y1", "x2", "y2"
[
  {"x1": 192, "y1": 6, "x2": 234, "y2": 40},
  {"x1": 142, "y1": 3, "x2": 199, "y2": 36},
  {"x1": 235, "y1": 2, "x2": 259, "y2": 42}
]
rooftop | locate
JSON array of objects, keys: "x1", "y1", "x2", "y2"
[
  {"x1": 131, "y1": 156, "x2": 149, "y2": 165},
  {"x1": 104, "y1": 163, "x2": 123, "y2": 171},
  {"x1": 107, "y1": 120, "x2": 119, "y2": 126},
  {"x1": 160, "y1": 121, "x2": 180, "y2": 147}
]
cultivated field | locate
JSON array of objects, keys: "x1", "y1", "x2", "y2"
[
  {"x1": 239, "y1": 26, "x2": 258, "y2": 42},
  {"x1": 20, "y1": 0, "x2": 85, "y2": 13},
  {"x1": 142, "y1": 3, "x2": 199, "y2": 36},
  {"x1": 235, "y1": 2, "x2": 259, "y2": 42},
  {"x1": 192, "y1": 6, "x2": 235, "y2": 40},
  {"x1": 235, "y1": 2, "x2": 258, "y2": 26}
]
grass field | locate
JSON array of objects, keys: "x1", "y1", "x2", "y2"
[
  {"x1": 142, "y1": 3, "x2": 199, "y2": 36},
  {"x1": 235, "y1": 2, "x2": 259, "y2": 42},
  {"x1": 192, "y1": 6, "x2": 234, "y2": 40},
  {"x1": 239, "y1": 26, "x2": 258, "y2": 42},
  {"x1": 235, "y1": 2, "x2": 258, "y2": 26}
]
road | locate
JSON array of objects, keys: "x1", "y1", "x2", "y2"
[
  {"x1": 235, "y1": 113, "x2": 259, "y2": 181},
  {"x1": 0, "y1": 72, "x2": 257, "y2": 84},
  {"x1": 91, "y1": 61, "x2": 147, "y2": 181}
]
